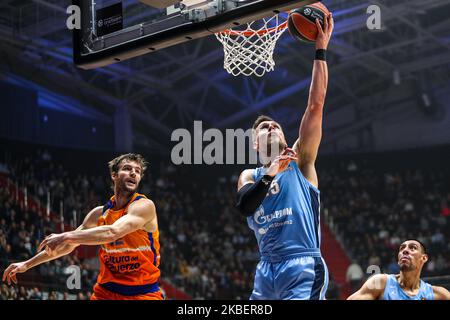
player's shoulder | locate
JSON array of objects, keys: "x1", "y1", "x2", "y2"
[
  {"x1": 375, "y1": 273, "x2": 389, "y2": 282},
  {"x1": 366, "y1": 273, "x2": 389, "y2": 290},
  {"x1": 81, "y1": 206, "x2": 104, "y2": 228},
  {"x1": 91, "y1": 205, "x2": 104, "y2": 213},
  {"x1": 237, "y1": 168, "x2": 256, "y2": 188},
  {"x1": 88, "y1": 206, "x2": 104, "y2": 218},
  {"x1": 131, "y1": 196, "x2": 155, "y2": 210},
  {"x1": 432, "y1": 285, "x2": 450, "y2": 300},
  {"x1": 369, "y1": 273, "x2": 389, "y2": 283},
  {"x1": 240, "y1": 168, "x2": 256, "y2": 177},
  {"x1": 129, "y1": 197, "x2": 157, "y2": 218}
]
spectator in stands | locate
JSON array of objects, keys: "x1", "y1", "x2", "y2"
[
  {"x1": 29, "y1": 287, "x2": 42, "y2": 300},
  {"x1": 0, "y1": 284, "x2": 10, "y2": 300},
  {"x1": 346, "y1": 261, "x2": 364, "y2": 293},
  {"x1": 48, "y1": 291, "x2": 58, "y2": 300}
]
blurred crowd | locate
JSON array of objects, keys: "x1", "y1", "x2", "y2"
[
  {"x1": 322, "y1": 160, "x2": 450, "y2": 291},
  {"x1": 0, "y1": 185, "x2": 96, "y2": 300},
  {"x1": 1, "y1": 146, "x2": 449, "y2": 299},
  {"x1": 0, "y1": 148, "x2": 259, "y2": 299}
]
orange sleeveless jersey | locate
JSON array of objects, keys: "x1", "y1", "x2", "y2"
[{"x1": 92, "y1": 193, "x2": 163, "y2": 300}]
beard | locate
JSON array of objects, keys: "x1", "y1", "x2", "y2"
[
  {"x1": 261, "y1": 134, "x2": 287, "y2": 158},
  {"x1": 399, "y1": 262, "x2": 415, "y2": 272},
  {"x1": 116, "y1": 179, "x2": 137, "y2": 196}
]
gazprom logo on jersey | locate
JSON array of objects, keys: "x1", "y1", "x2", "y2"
[{"x1": 254, "y1": 207, "x2": 293, "y2": 225}]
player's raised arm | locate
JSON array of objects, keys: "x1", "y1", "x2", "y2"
[
  {"x1": 2, "y1": 206, "x2": 102, "y2": 285},
  {"x1": 433, "y1": 286, "x2": 450, "y2": 300},
  {"x1": 38, "y1": 199, "x2": 156, "y2": 251},
  {"x1": 294, "y1": 13, "x2": 333, "y2": 188},
  {"x1": 347, "y1": 274, "x2": 387, "y2": 300}
]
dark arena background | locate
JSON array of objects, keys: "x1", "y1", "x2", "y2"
[{"x1": 1, "y1": 0, "x2": 450, "y2": 302}]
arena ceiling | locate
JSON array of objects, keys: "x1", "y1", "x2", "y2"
[{"x1": 0, "y1": 0, "x2": 449, "y2": 155}]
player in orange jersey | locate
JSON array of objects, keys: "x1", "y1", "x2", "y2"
[{"x1": 2, "y1": 153, "x2": 164, "y2": 300}]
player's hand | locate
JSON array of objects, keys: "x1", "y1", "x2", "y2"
[
  {"x1": 2, "y1": 262, "x2": 29, "y2": 285},
  {"x1": 266, "y1": 148, "x2": 297, "y2": 177},
  {"x1": 38, "y1": 233, "x2": 67, "y2": 256},
  {"x1": 316, "y1": 13, "x2": 334, "y2": 50}
]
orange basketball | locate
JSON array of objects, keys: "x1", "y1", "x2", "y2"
[{"x1": 288, "y1": 2, "x2": 330, "y2": 43}]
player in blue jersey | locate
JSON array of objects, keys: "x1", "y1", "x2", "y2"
[
  {"x1": 235, "y1": 14, "x2": 334, "y2": 300},
  {"x1": 347, "y1": 239, "x2": 450, "y2": 300}
]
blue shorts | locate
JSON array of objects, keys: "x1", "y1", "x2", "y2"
[{"x1": 250, "y1": 256, "x2": 329, "y2": 300}]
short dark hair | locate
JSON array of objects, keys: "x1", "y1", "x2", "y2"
[
  {"x1": 415, "y1": 239, "x2": 427, "y2": 254},
  {"x1": 252, "y1": 115, "x2": 275, "y2": 131},
  {"x1": 108, "y1": 153, "x2": 148, "y2": 175}
]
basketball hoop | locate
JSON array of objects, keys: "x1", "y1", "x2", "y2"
[{"x1": 215, "y1": 13, "x2": 289, "y2": 77}]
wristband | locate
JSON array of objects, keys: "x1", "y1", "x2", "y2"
[{"x1": 315, "y1": 49, "x2": 327, "y2": 61}]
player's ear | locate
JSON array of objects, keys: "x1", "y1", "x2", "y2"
[{"x1": 422, "y1": 254, "x2": 428, "y2": 263}]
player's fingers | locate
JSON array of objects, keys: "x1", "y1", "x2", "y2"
[
  {"x1": 282, "y1": 149, "x2": 297, "y2": 157},
  {"x1": 276, "y1": 154, "x2": 289, "y2": 162},
  {"x1": 328, "y1": 13, "x2": 334, "y2": 33},
  {"x1": 279, "y1": 157, "x2": 295, "y2": 168},
  {"x1": 282, "y1": 147, "x2": 296, "y2": 156},
  {"x1": 2, "y1": 268, "x2": 8, "y2": 282},
  {"x1": 278, "y1": 160, "x2": 287, "y2": 170},
  {"x1": 11, "y1": 273, "x2": 17, "y2": 284},
  {"x1": 281, "y1": 161, "x2": 291, "y2": 171},
  {"x1": 2, "y1": 265, "x2": 13, "y2": 282},
  {"x1": 315, "y1": 19, "x2": 323, "y2": 34},
  {"x1": 38, "y1": 239, "x2": 47, "y2": 252},
  {"x1": 323, "y1": 14, "x2": 328, "y2": 31},
  {"x1": 6, "y1": 269, "x2": 15, "y2": 285},
  {"x1": 282, "y1": 154, "x2": 297, "y2": 160},
  {"x1": 3, "y1": 264, "x2": 16, "y2": 278}
]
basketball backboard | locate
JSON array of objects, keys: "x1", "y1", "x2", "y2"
[{"x1": 73, "y1": 0, "x2": 318, "y2": 69}]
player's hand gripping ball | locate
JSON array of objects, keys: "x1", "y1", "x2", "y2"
[{"x1": 288, "y1": 2, "x2": 331, "y2": 43}]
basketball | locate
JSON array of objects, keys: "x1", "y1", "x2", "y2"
[{"x1": 288, "y1": 2, "x2": 331, "y2": 43}]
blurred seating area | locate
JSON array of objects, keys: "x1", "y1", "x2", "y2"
[{"x1": 1, "y1": 141, "x2": 449, "y2": 299}]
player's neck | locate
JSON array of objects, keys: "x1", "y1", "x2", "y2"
[
  {"x1": 113, "y1": 191, "x2": 135, "y2": 209},
  {"x1": 398, "y1": 271, "x2": 421, "y2": 291},
  {"x1": 259, "y1": 150, "x2": 285, "y2": 168},
  {"x1": 259, "y1": 153, "x2": 274, "y2": 168}
]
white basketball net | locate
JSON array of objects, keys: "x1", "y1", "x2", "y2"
[{"x1": 215, "y1": 14, "x2": 288, "y2": 77}]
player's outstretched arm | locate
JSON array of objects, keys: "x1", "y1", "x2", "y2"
[
  {"x1": 433, "y1": 286, "x2": 450, "y2": 300},
  {"x1": 38, "y1": 199, "x2": 156, "y2": 251},
  {"x1": 294, "y1": 14, "x2": 333, "y2": 188},
  {"x1": 347, "y1": 274, "x2": 387, "y2": 300},
  {"x1": 2, "y1": 206, "x2": 102, "y2": 285}
]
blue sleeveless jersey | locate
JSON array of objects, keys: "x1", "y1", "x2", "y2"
[
  {"x1": 247, "y1": 161, "x2": 322, "y2": 262},
  {"x1": 383, "y1": 275, "x2": 434, "y2": 300}
]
